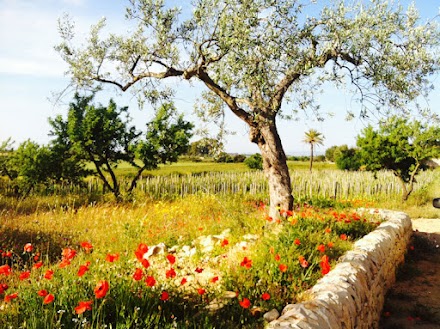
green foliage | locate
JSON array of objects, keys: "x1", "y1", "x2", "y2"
[
  {"x1": 335, "y1": 147, "x2": 362, "y2": 171},
  {"x1": 357, "y1": 116, "x2": 440, "y2": 200},
  {"x1": 187, "y1": 138, "x2": 223, "y2": 157},
  {"x1": 244, "y1": 153, "x2": 263, "y2": 170},
  {"x1": 214, "y1": 152, "x2": 233, "y2": 163}
]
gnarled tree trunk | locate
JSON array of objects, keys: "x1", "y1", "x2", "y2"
[{"x1": 250, "y1": 121, "x2": 293, "y2": 219}]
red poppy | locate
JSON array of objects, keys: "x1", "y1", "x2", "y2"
[
  {"x1": 43, "y1": 294, "x2": 55, "y2": 305},
  {"x1": 133, "y1": 268, "x2": 143, "y2": 281},
  {"x1": 33, "y1": 261, "x2": 44, "y2": 269},
  {"x1": 210, "y1": 276, "x2": 219, "y2": 283},
  {"x1": 58, "y1": 259, "x2": 71, "y2": 268},
  {"x1": 19, "y1": 271, "x2": 31, "y2": 281},
  {"x1": 160, "y1": 291, "x2": 169, "y2": 301},
  {"x1": 166, "y1": 254, "x2": 176, "y2": 265},
  {"x1": 94, "y1": 280, "x2": 109, "y2": 299},
  {"x1": 294, "y1": 239, "x2": 301, "y2": 246},
  {"x1": 166, "y1": 268, "x2": 176, "y2": 279},
  {"x1": 278, "y1": 264, "x2": 288, "y2": 272},
  {"x1": 180, "y1": 278, "x2": 188, "y2": 285},
  {"x1": 80, "y1": 241, "x2": 93, "y2": 253},
  {"x1": 340, "y1": 234, "x2": 347, "y2": 241},
  {"x1": 44, "y1": 269, "x2": 54, "y2": 280},
  {"x1": 0, "y1": 283, "x2": 8, "y2": 294},
  {"x1": 135, "y1": 243, "x2": 149, "y2": 262},
  {"x1": 265, "y1": 216, "x2": 273, "y2": 222},
  {"x1": 145, "y1": 275, "x2": 156, "y2": 287},
  {"x1": 274, "y1": 254, "x2": 281, "y2": 262},
  {"x1": 325, "y1": 228, "x2": 331, "y2": 234},
  {"x1": 197, "y1": 288, "x2": 206, "y2": 295},
  {"x1": 2, "y1": 251, "x2": 12, "y2": 258},
  {"x1": 0, "y1": 264, "x2": 12, "y2": 276},
  {"x1": 261, "y1": 293, "x2": 271, "y2": 301},
  {"x1": 24, "y1": 243, "x2": 33, "y2": 253},
  {"x1": 141, "y1": 259, "x2": 150, "y2": 269},
  {"x1": 240, "y1": 257, "x2": 252, "y2": 269},
  {"x1": 75, "y1": 300, "x2": 93, "y2": 314},
  {"x1": 61, "y1": 248, "x2": 77, "y2": 261},
  {"x1": 327, "y1": 242, "x2": 334, "y2": 248},
  {"x1": 33, "y1": 253, "x2": 40, "y2": 261},
  {"x1": 105, "y1": 253, "x2": 119, "y2": 262},
  {"x1": 320, "y1": 255, "x2": 331, "y2": 275},
  {"x1": 195, "y1": 267, "x2": 204, "y2": 273},
  {"x1": 298, "y1": 256, "x2": 309, "y2": 268},
  {"x1": 38, "y1": 289, "x2": 48, "y2": 297},
  {"x1": 317, "y1": 244, "x2": 326, "y2": 253},
  {"x1": 221, "y1": 239, "x2": 229, "y2": 247},
  {"x1": 239, "y1": 298, "x2": 251, "y2": 309},
  {"x1": 4, "y1": 292, "x2": 18, "y2": 302},
  {"x1": 77, "y1": 262, "x2": 90, "y2": 277}
]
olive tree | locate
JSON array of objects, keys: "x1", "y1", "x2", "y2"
[
  {"x1": 56, "y1": 0, "x2": 439, "y2": 217},
  {"x1": 357, "y1": 116, "x2": 440, "y2": 201}
]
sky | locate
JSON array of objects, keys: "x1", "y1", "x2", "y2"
[{"x1": 0, "y1": 0, "x2": 439, "y2": 156}]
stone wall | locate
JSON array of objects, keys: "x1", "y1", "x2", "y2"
[{"x1": 267, "y1": 210, "x2": 412, "y2": 329}]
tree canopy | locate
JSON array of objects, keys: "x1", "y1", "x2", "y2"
[
  {"x1": 56, "y1": 0, "x2": 440, "y2": 216},
  {"x1": 357, "y1": 116, "x2": 440, "y2": 201}
]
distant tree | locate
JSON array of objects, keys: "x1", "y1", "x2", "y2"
[
  {"x1": 0, "y1": 138, "x2": 15, "y2": 180},
  {"x1": 325, "y1": 145, "x2": 340, "y2": 162},
  {"x1": 50, "y1": 94, "x2": 193, "y2": 199},
  {"x1": 244, "y1": 153, "x2": 263, "y2": 170},
  {"x1": 302, "y1": 129, "x2": 325, "y2": 172},
  {"x1": 335, "y1": 147, "x2": 362, "y2": 171},
  {"x1": 188, "y1": 138, "x2": 223, "y2": 157},
  {"x1": 57, "y1": 0, "x2": 440, "y2": 217},
  {"x1": 357, "y1": 116, "x2": 440, "y2": 201},
  {"x1": 214, "y1": 152, "x2": 233, "y2": 163},
  {"x1": 232, "y1": 154, "x2": 246, "y2": 163}
]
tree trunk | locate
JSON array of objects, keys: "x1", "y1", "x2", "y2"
[
  {"x1": 309, "y1": 144, "x2": 314, "y2": 172},
  {"x1": 250, "y1": 121, "x2": 293, "y2": 219}
]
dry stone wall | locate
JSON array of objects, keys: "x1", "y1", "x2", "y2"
[{"x1": 267, "y1": 210, "x2": 412, "y2": 329}]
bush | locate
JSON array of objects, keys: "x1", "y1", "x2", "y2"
[{"x1": 244, "y1": 153, "x2": 263, "y2": 170}]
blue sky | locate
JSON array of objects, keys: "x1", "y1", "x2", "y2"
[{"x1": 0, "y1": 0, "x2": 439, "y2": 155}]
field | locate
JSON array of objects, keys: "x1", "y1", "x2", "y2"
[{"x1": 1, "y1": 161, "x2": 439, "y2": 328}]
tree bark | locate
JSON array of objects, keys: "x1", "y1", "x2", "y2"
[{"x1": 250, "y1": 120, "x2": 293, "y2": 219}]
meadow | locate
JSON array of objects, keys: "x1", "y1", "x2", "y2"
[{"x1": 1, "y1": 161, "x2": 439, "y2": 328}]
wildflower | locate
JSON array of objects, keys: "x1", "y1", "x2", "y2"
[
  {"x1": 166, "y1": 254, "x2": 176, "y2": 265},
  {"x1": 141, "y1": 259, "x2": 150, "y2": 269},
  {"x1": 239, "y1": 298, "x2": 251, "y2": 309},
  {"x1": 135, "y1": 243, "x2": 149, "y2": 262},
  {"x1": 105, "y1": 253, "x2": 119, "y2": 262},
  {"x1": 80, "y1": 241, "x2": 93, "y2": 253},
  {"x1": 210, "y1": 276, "x2": 219, "y2": 283},
  {"x1": 145, "y1": 276, "x2": 156, "y2": 287},
  {"x1": 160, "y1": 291, "x2": 169, "y2": 301},
  {"x1": 43, "y1": 294, "x2": 55, "y2": 305},
  {"x1": 327, "y1": 242, "x2": 334, "y2": 248},
  {"x1": 44, "y1": 269, "x2": 54, "y2": 280},
  {"x1": 274, "y1": 254, "x2": 281, "y2": 262},
  {"x1": 265, "y1": 216, "x2": 273, "y2": 222},
  {"x1": 58, "y1": 259, "x2": 71, "y2": 268},
  {"x1": 166, "y1": 268, "x2": 176, "y2": 279},
  {"x1": 180, "y1": 278, "x2": 188, "y2": 285},
  {"x1": 197, "y1": 288, "x2": 206, "y2": 295},
  {"x1": 0, "y1": 264, "x2": 12, "y2": 276},
  {"x1": 34, "y1": 253, "x2": 40, "y2": 261},
  {"x1": 75, "y1": 300, "x2": 93, "y2": 314},
  {"x1": 94, "y1": 280, "x2": 109, "y2": 299},
  {"x1": 38, "y1": 289, "x2": 49, "y2": 297},
  {"x1": 294, "y1": 239, "x2": 301, "y2": 246},
  {"x1": 33, "y1": 261, "x2": 44, "y2": 269},
  {"x1": 340, "y1": 234, "x2": 347, "y2": 241},
  {"x1": 24, "y1": 243, "x2": 33, "y2": 253},
  {"x1": 19, "y1": 271, "x2": 31, "y2": 281},
  {"x1": 4, "y1": 292, "x2": 18, "y2": 302},
  {"x1": 325, "y1": 228, "x2": 331, "y2": 234},
  {"x1": 195, "y1": 267, "x2": 204, "y2": 273},
  {"x1": 240, "y1": 257, "x2": 252, "y2": 269},
  {"x1": 317, "y1": 244, "x2": 326, "y2": 253},
  {"x1": 0, "y1": 283, "x2": 8, "y2": 294},
  {"x1": 279, "y1": 264, "x2": 288, "y2": 272},
  {"x1": 133, "y1": 268, "x2": 143, "y2": 281},
  {"x1": 261, "y1": 293, "x2": 271, "y2": 301},
  {"x1": 298, "y1": 256, "x2": 309, "y2": 268},
  {"x1": 221, "y1": 239, "x2": 229, "y2": 247},
  {"x1": 77, "y1": 262, "x2": 91, "y2": 277},
  {"x1": 320, "y1": 255, "x2": 331, "y2": 275}
]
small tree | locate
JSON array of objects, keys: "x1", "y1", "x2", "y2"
[
  {"x1": 50, "y1": 94, "x2": 193, "y2": 199},
  {"x1": 335, "y1": 147, "x2": 362, "y2": 171},
  {"x1": 357, "y1": 116, "x2": 440, "y2": 201},
  {"x1": 302, "y1": 129, "x2": 324, "y2": 172}
]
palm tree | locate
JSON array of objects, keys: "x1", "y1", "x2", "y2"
[{"x1": 302, "y1": 129, "x2": 325, "y2": 172}]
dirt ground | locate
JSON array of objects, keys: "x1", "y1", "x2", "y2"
[{"x1": 380, "y1": 218, "x2": 440, "y2": 329}]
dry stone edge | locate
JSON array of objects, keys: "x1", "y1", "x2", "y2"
[{"x1": 267, "y1": 210, "x2": 412, "y2": 329}]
